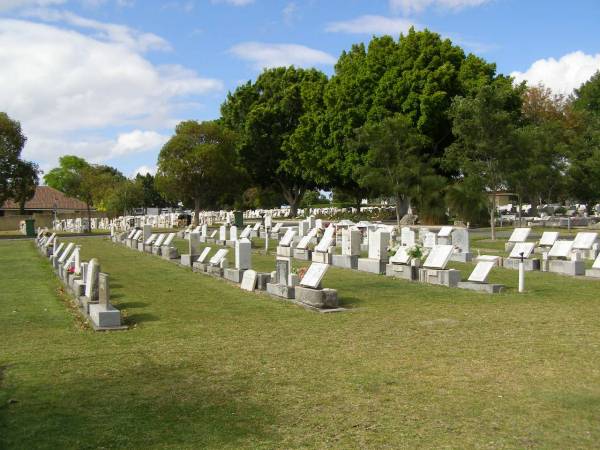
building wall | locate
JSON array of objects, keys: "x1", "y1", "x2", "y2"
[{"x1": 0, "y1": 211, "x2": 103, "y2": 231}]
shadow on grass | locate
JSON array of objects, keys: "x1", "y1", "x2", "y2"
[
  {"x1": 124, "y1": 313, "x2": 160, "y2": 325},
  {"x1": 117, "y1": 301, "x2": 149, "y2": 309},
  {"x1": 0, "y1": 363, "x2": 277, "y2": 449}
]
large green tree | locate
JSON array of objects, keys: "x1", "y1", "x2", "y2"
[
  {"x1": 572, "y1": 70, "x2": 600, "y2": 115},
  {"x1": 221, "y1": 66, "x2": 329, "y2": 216},
  {"x1": 45, "y1": 156, "x2": 125, "y2": 231},
  {"x1": 135, "y1": 173, "x2": 167, "y2": 213},
  {"x1": 0, "y1": 112, "x2": 27, "y2": 205},
  {"x1": 353, "y1": 114, "x2": 433, "y2": 228},
  {"x1": 155, "y1": 120, "x2": 243, "y2": 225},
  {"x1": 446, "y1": 79, "x2": 524, "y2": 239},
  {"x1": 321, "y1": 28, "x2": 498, "y2": 211},
  {"x1": 11, "y1": 160, "x2": 39, "y2": 214}
]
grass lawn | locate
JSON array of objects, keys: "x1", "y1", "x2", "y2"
[{"x1": 2, "y1": 235, "x2": 600, "y2": 449}]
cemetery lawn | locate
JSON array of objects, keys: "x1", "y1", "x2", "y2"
[{"x1": 2, "y1": 238, "x2": 600, "y2": 449}]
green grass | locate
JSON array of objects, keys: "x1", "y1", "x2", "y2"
[{"x1": 2, "y1": 236, "x2": 600, "y2": 448}]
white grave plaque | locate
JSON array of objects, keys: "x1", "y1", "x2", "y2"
[
  {"x1": 438, "y1": 226, "x2": 453, "y2": 237},
  {"x1": 539, "y1": 231, "x2": 559, "y2": 247},
  {"x1": 548, "y1": 240, "x2": 574, "y2": 258},
  {"x1": 196, "y1": 247, "x2": 211, "y2": 263},
  {"x1": 390, "y1": 246, "x2": 411, "y2": 265},
  {"x1": 58, "y1": 243, "x2": 75, "y2": 263},
  {"x1": 423, "y1": 245, "x2": 454, "y2": 269},
  {"x1": 315, "y1": 226, "x2": 335, "y2": 253},
  {"x1": 240, "y1": 269, "x2": 258, "y2": 292},
  {"x1": 509, "y1": 242, "x2": 535, "y2": 259},
  {"x1": 299, "y1": 262, "x2": 329, "y2": 289},
  {"x1": 163, "y1": 233, "x2": 175, "y2": 247},
  {"x1": 572, "y1": 232, "x2": 598, "y2": 250},
  {"x1": 209, "y1": 249, "x2": 229, "y2": 265},
  {"x1": 279, "y1": 229, "x2": 296, "y2": 247},
  {"x1": 508, "y1": 227, "x2": 531, "y2": 243},
  {"x1": 154, "y1": 234, "x2": 167, "y2": 247},
  {"x1": 468, "y1": 261, "x2": 495, "y2": 283}
]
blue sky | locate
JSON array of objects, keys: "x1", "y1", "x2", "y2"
[{"x1": 1, "y1": 0, "x2": 599, "y2": 177}]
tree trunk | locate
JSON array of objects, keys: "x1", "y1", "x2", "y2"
[
  {"x1": 280, "y1": 182, "x2": 305, "y2": 218},
  {"x1": 19, "y1": 200, "x2": 25, "y2": 215},
  {"x1": 86, "y1": 202, "x2": 92, "y2": 234},
  {"x1": 395, "y1": 194, "x2": 402, "y2": 230},
  {"x1": 193, "y1": 198, "x2": 200, "y2": 226},
  {"x1": 517, "y1": 193, "x2": 522, "y2": 227},
  {"x1": 489, "y1": 191, "x2": 496, "y2": 241},
  {"x1": 355, "y1": 197, "x2": 362, "y2": 212}
]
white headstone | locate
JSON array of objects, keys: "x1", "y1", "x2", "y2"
[
  {"x1": 548, "y1": 240, "x2": 574, "y2": 258},
  {"x1": 315, "y1": 226, "x2": 335, "y2": 253},
  {"x1": 572, "y1": 232, "x2": 598, "y2": 250},
  {"x1": 341, "y1": 229, "x2": 361, "y2": 256},
  {"x1": 154, "y1": 234, "x2": 167, "y2": 247},
  {"x1": 240, "y1": 225, "x2": 252, "y2": 239},
  {"x1": 144, "y1": 234, "x2": 157, "y2": 245},
  {"x1": 508, "y1": 227, "x2": 531, "y2": 243},
  {"x1": 390, "y1": 246, "x2": 411, "y2": 265},
  {"x1": 84, "y1": 258, "x2": 99, "y2": 299},
  {"x1": 451, "y1": 228, "x2": 470, "y2": 253},
  {"x1": 539, "y1": 231, "x2": 559, "y2": 247},
  {"x1": 468, "y1": 261, "x2": 495, "y2": 283},
  {"x1": 592, "y1": 252, "x2": 600, "y2": 270},
  {"x1": 265, "y1": 215, "x2": 273, "y2": 229},
  {"x1": 209, "y1": 249, "x2": 229, "y2": 265},
  {"x1": 279, "y1": 229, "x2": 296, "y2": 247},
  {"x1": 423, "y1": 245, "x2": 454, "y2": 269},
  {"x1": 300, "y1": 262, "x2": 329, "y2": 289},
  {"x1": 509, "y1": 242, "x2": 535, "y2": 259},
  {"x1": 423, "y1": 231, "x2": 437, "y2": 248},
  {"x1": 53, "y1": 243, "x2": 65, "y2": 258},
  {"x1": 272, "y1": 222, "x2": 283, "y2": 233},
  {"x1": 230, "y1": 225, "x2": 238, "y2": 241},
  {"x1": 235, "y1": 238, "x2": 251, "y2": 270},
  {"x1": 132, "y1": 230, "x2": 143, "y2": 241},
  {"x1": 438, "y1": 226, "x2": 453, "y2": 237},
  {"x1": 210, "y1": 230, "x2": 218, "y2": 238},
  {"x1": 252, "y1": 222, "x2": 261, "y2": 231},
  {"x1": 163, "y1": 233, "x2": 176, "y2": 247},
  {"x1": 368, "y1": 230, "x2": 389, "y2": 260},
  {"x1": 201, "y1": 223, "x2": 208, "y2": 236},
  {"x1": 58, "y1": 243, "x2": 75, "y2": 263},
  {"x1": 401, "y1": 227, "x2": 416, "y2": 247},
  {"x1": 219, "y1": 225, "x2": 228, "y2": 241},
  {"x1": 196, "y1": 247, "x2": 211, "y2": 263},
  {"x1": 240, "y1": 269, "x2": 258, "y2": 291}
]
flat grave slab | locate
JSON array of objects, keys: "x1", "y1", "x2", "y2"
[
  {"x1": 548, "y1": 240, "x2": 574, "y2": 258},
  {"x1": 300, "y1": 262, "x2": 329, "y2": 289},
  {"x1": 509, "y1": 242, "x2": 535, "y2": 259},
  {"x1": 539, "y1": 231, "x2": 559, "y2": 247},
  {"x1": 423, "y1": 245, "x2": 454, "y2": 269},
  {"x1": 508, "y1": 227, "x2": 531, "y2": 243}
]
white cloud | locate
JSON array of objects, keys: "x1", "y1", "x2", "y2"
[
  {"x1": 511, "y1": 51, "x2": 600, "y2": 95},
  {"x1": 325, "y1": 15, "x2": 417, "y2": 36},
  {"x1": 23, "y1": 8, "x2": 171, "y2": 52},
  {"x1": 110, "y1": 130, "x2": 168, "y2": 158},
  {"x1": 0, "y1": 0, "x2": 65, "y2": 11},
  {"x1": 132, "y1": 164, "x2": 157, "y2": 177},
  {"x1": 0, "y1": 18, "x2": 223, "y2": 169},
  {"x1": 211, "y1": 0, "x2": 254, "y2": 6},
  {"x1": 229, "y1": 42, "x2": 336, "y2": 70},
  {"x1": 389, "y1": 0, "x2": 491, "y2": 14},
  {"x1": 282, "y1": 2, "x2": 298, "y2": 25}
]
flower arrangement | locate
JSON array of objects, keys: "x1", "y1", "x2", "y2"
[
  {"x1": 407, "y1": 244, "x2": 424, "y2": 260},
  {"x1": 297, "y1": 266, "x2": 308, "y2": 280},
  {"x1": 67, "y1": 266, "x2": 75, "y2": 274}
]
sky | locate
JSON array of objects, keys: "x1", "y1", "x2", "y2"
[{"x1": 1, "y1": 0, "x2": 599, "y2": 178}]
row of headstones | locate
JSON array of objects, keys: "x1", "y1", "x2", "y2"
[
  {"x1": 500, "y1": 227, "x2": 600, "y2": 277},
  {"x1": 275, "y1": 224, "x2": 502, "y2": 294},
  {"x1": 35, "y1": 230, "x2": 123, "y2": 330},
  {"x1": 113, "y1": 226, "x2": 181, "y2": 261}
]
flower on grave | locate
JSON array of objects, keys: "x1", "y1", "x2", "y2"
[
  {"x1": 407, "y1": 244, "x2": 424, "y2": 260},
  {"x1": 297, "y1": 266, "x2": 308, "y2": 280},
  {"x1": 67, "y1": 266, "x2": 75, "y2": 274}
]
